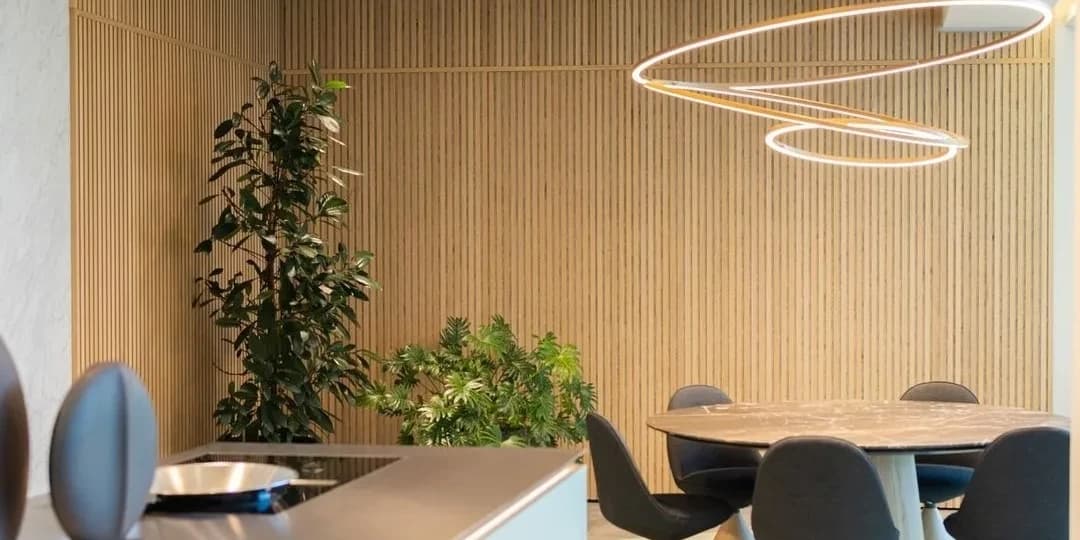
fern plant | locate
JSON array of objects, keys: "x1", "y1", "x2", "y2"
[
  {"x1": 193, "y1": 61, "x2": 376, "y2": 442},
  {"x1": 365, "y1": 316, "x2": 596, "y2": 447}
]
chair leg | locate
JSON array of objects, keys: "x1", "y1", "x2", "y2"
[
  {"x1": 921, "y1": 504, "x2": 954, "y2": 540},
  {"x1": 713, "y1": 508, "x2": 753, "y2": 540}
]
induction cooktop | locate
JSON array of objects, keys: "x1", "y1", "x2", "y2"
[{"x1": 145, "y1": 453, "x2": 399, "y2": 515}]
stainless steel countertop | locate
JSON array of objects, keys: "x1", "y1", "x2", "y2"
[{"x1": 19, "y1": 443, "x2": 584, "y2": 540}]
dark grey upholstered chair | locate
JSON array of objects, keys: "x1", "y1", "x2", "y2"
[
  {"x1": 666, "y1": 385, "x2": 759, "y2": 508},
  {"x1": 752, "y1": 436, "x2": 899, "y2": 540},
  {"x1": 944, "y1": 427, "x2": 1068, "y2": 540},
  {"x1": 900, "y1": 381, "x2": 980, "y2": 503},
  {"x1": 0, "y1": 337, "x2": 29, "y2": 540},
  {"x1": 587, "y1": 413, "x2": 734, "y2": 540}
]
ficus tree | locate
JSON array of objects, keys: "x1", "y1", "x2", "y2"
[{"x1": 193, "y1": 61, "x2": 376, "y2": 442}]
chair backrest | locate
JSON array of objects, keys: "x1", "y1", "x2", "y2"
[
  {"x1": 50, "y1": 363, "x2": 158, "y2": 540},
  {"x1": 900, "y1": 381, "x2": 979, "y2": 404},
  {"x1": 945, "y1": 427, "x2": 1068, "y2": 540},
  {"x1": 586, "y1": 413, "x2": 662, "y2": 528},
  {"x1": 901, "y1": 381, "x2": 982, "y2": 469},
  {"x1": 666, "y1": 385, "x2": 760, "y2": 480},
  {"x1": 0, "y1": 337, "x2": 28, "y2": 540},
  {"x1": 752, "y1": 437, "x2": 899, "y2": 540}
]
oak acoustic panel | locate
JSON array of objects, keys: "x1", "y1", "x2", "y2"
[
  {"x1": 281, "y1": 0, "x2": 1053, "y2": 494},
  {"x1": 70, "y1": 0, "x2": 283, "y2": 457}
]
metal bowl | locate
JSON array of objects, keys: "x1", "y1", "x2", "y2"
[{"x1": 150, "y1": 462, "x2": 299, "y2": 497}]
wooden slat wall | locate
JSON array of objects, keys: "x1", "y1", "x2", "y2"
[
  {"x1": 70, "y1": 0, "x2": 1054, "y2": 494},
  {"x1": 70, "y1": 0, "x2": 283, "y2": 457},
  {"x1": 281, "y1": 0, "x2": 1053, "y2": 493}
]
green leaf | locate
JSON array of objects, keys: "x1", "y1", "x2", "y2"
[
  {"x1": 213, "y1": 118, "x2": 235, "y2": 138},
  {"x1": 324, "y1": 80, "x2": 350, "y2": 91},
  {"x1": 318, "y1": 195, "x2": 348, "y2": 217},
  {"x1": 333, "y1": 166, "x2": 363, "y2": 177},
  {"x1": 209, "y1": 161, "x2": 245, "y2": 183},
  {"x1": 308, "y1": 60, "x2": 323, "y2": 86},
  {"x1": 256, "y1": 80, "x2": 271, "y2": 99},
  {"x1": 211, "y1": 209, "x2": 239, "y2": 240},
  {"x1": 319, "y1": 116, "x2": 340, "y2": 133},
  {"x1": 194, "y1": 239, "x2": 213, "y2": 254},
  {"x1": 269, "y1": 62, "x2": 283, "y2": 83},
  {"x1": 239, "y1": 189, "x2": 262, "y2": 213},
  {"x1": 197, "y1": 194, "x2": 219, "y2": 206}
]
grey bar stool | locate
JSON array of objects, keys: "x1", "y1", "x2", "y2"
[
  {"x1": 751, "y1": 436, "x2": 898, "y2": 540},
  {"x1": 666, "y1": 385, "x2": 759, "y2": 536},
  {"x1": 587, "y1": 412, "x2": 734, "y2": 540},
  {"x1": 944, "y1": 426, "x2": 1068, "y2": 540},
  {"x1": 50, "y1": 363, "x2": 158, "y2": 540},
  {"x1": 0, "y1": 337, "x2": 29, "y2": 540}
]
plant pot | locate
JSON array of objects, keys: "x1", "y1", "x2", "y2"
[{"x1": 216, "y1": 430, "x2": 322, "y2": 444}]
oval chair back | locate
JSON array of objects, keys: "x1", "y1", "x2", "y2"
[
  {"x1": 0, "y1": 337, "x2": 28, "y2": 540},
  {"x1": 586, "y1": 413, "x2": 663, "y2": 526},
  {"x1": 666, "y1": 385, "x2": 760, "y2": 483},
  {"x1": 900, "y1": 381, "x2": 979, "y2": 404},
  {"x1": 944, "y1": 427, "x2": 1069, "y2": 540},
  {"x1": 752, "y1": 436, "x2": 899, "y2": 540}
]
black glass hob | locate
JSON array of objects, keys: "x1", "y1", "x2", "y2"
[{"x1": 146, "y1": 454, "x2": 399, "y2": 515}]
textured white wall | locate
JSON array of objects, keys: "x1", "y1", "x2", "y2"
[{"x1": 0, "y1": 0, "x2": 71, "y2": 495}]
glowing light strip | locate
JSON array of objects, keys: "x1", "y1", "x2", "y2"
[{"x1": 632, "y1": 0, "x2": 1053, "y2": 167}]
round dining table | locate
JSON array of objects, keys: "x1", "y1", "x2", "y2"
[{"x1": 648, "y1": 400, "x2": 1069, "y2": 540}]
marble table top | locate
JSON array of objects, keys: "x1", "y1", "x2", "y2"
[{"x1": 648, "y1": 400, "x2": 1069, "y2": 453}]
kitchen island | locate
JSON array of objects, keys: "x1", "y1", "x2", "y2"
[{"x1": 19, "y1": 443, "x2": 586, "y2": 540}]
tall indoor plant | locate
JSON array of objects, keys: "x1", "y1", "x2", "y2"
[{"x1": 193, "y1": 61, "x2": 376, "y2": 442}]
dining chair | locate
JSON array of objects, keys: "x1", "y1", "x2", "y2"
[
  {"x1": 666, "y1": 386, "x2": 760, "y2": 507},
  {"x1": 751, "y1": 436, "x2": 899, "y2": 540},
  {"x1": 0, "y1": 337, "x2": 29, "y2": 540},
  {"x1": 586, "y1": 412, "x2": 734, "y2": 540},
  {"x1": 944, "y1": 427, "x2": 1068, "y2": 540},
  {"x1": 666, "y1": 385, "x2": 759, "y2": 537},
  {"x1": 899, "y1": 381, "x2": 980, "y2": 510}
]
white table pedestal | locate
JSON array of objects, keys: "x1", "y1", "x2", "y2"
[
  {"x1": 713, "y1": 509, "x2": 752, "y2": 540},
  {"x1": 921, "y1": 506, "x2": 954, "y2": 540},
  {"x1": 870, "y1": 454, "x2": 925, "y2": 540}
]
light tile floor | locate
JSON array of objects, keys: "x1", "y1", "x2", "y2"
[
  {"x1": 589, "y1": 502, "x2": 956, "y2": 539},
  {"x1": 588, "y1": 503, "x2": 720, "y2": 539}
]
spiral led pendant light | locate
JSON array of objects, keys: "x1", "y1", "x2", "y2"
[{"x1": 632, "y1": 0, "x2": 1053, "y2": 168}]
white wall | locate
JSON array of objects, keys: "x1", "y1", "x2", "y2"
[
  {"x1": 1055, "y1": 0, "x2": 1078, "y2": 417},
  {"x1": 1061, "y1": 0, "x2": 1080, "y2": 537},
  {"x1": 0, "y1": 0, "x2": 71, "y2": 495},
  {"x1": 1071, "y1": 2, "x2": 1080, "y2": 536}
]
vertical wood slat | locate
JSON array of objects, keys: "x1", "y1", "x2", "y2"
[
  {"x1": 279, "y1": 0, "x2": 1053, "y2": 495},
  {"x1": 70, "y1": 0, "x2": 284, "y2": 458}
]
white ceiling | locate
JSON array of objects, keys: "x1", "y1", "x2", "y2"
[{"x1": 940, "y1": 0, "x2": 1053, "y2": 31}]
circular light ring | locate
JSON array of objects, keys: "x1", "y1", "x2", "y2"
[
  {"x1": 765, "y1": 121, "x2": 960, "y2": 168},
  {"x1": 665, "y1": 82, "x2": 972, "y2": 146},
  {"x1": 631, "y1": 0, "x2": 1052, "y2": 166},
  {"x1": 652, "y1": 82, "x2": 970, "y2": 148}
]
